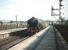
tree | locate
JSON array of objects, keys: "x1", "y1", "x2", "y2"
[
  {"x1": 10, "y1": 21, "x2": 14, "y2": 24},
  {"x1": 59, "y1": 17, "x2": 65, "y2": 24},
  {"x1": 0, "y1": 21, "x2": 3, "y2": 25},
  {"x1": 65, "y1": 19, "x2": 68, "y2": 25}
]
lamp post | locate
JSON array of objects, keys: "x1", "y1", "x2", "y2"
[{"x1": 15, "y1": 15, "x2": 18, "y2": 28}]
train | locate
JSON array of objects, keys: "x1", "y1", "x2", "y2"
[
  {"x1": 27, "y1": 17, "x2": 47, "y2": 35},
  {"x1": 10, "y1": 17, "x2": 48, "y2": 37}
]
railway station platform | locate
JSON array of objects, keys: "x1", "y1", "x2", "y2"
[
  {"x1": 8, "y1": 26, "x2": 67, "y2": 50},
  {"x1": 0, "y1": 28, "x2": 26, "y2": 39}
]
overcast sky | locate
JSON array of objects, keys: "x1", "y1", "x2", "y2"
[{"x1": 0, "y1": 0, "x2": 68, "y2": 21}]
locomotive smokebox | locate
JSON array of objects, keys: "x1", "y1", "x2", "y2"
[{"x1": 27, "y1": 17, "x2": 38, "y2": 27}]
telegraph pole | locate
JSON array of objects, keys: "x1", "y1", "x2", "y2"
[
  {"x1": 59, "y1": 0, "x2": 64, "y2": 21},
  {"x1": 51, "y1": 0, "x2": 64, "y2": 24}
]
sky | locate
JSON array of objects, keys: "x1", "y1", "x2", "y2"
[{"x1": 0, "y1": 0, "x2": 68, "y2": 21}]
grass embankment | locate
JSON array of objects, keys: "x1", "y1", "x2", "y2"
[{"x1": 54, "y1": 25, "x2": 68, "y2": 43}]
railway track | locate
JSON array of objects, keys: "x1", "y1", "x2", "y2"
[
  {"x1": 0, "y1": 29, "x2": 32, "y2": 50},
  {"x1": 0, "y1": 36, "x2": 21, "y2": 46},
  {"x1": 0, "y1": 36, "x2": 29, "y2": 50}
]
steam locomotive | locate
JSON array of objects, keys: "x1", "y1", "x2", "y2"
[
  {"x1": 10, "y1": 17, "x2": 47, "y2": 37},
  {"x1": 27, "y1": 17, "x2": 47, "y2": 35}
]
